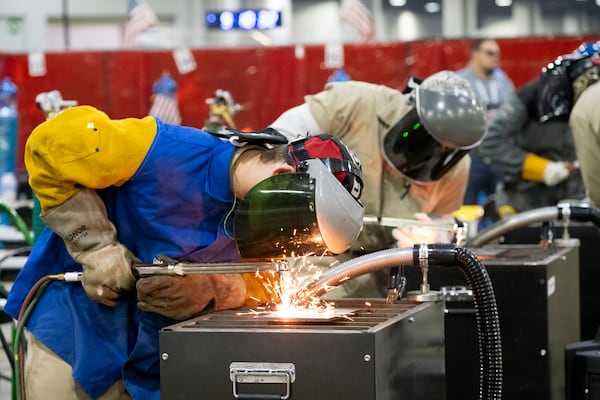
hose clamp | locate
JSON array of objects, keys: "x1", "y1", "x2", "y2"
[
  {"x1": 558, "y1": 203, "x2": 571, "y2": 222},
  {"x1": 418, "y1": 244, "x2": 429, "y2": 267},
  {"x1": 558, "y1": 203, "x2": 572, "y2": 241}
]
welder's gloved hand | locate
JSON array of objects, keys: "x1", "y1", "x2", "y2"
[
  {"x1": 41, "y1": 188, "x2": 137, "y2": 306},
  {"x1": 391, "y1": 214, "x2": 454, "y2": 248},
  {"x1": 543, "y1": 162, "x2": 571, "y2": 187},
  {"x1": 522, "y1": 153, "x2": 570, "y2": 187},
  {"x1": 136, "y1": 273, "x2": 247, "y2": 320}
]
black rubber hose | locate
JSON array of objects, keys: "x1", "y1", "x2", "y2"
[
  {"x1": 417, "y1": 244, "x2": 502, "y2": 400},
  {"x1": 566, "y1": 205, "x2": 600, "y2": 228}
]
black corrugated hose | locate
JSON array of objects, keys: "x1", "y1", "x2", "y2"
[
  {"x1": 568, "y1": 205, "x2": 600, "y2": 227},
  {"x1": 418, "y1": 244, "x2": 502, "y2": 400}
]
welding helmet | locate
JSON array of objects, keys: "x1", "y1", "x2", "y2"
[
  {"x1": 537, "y1": 42, "x2": 600, "y2": 122},
  {"x1": 383, "y1": 70, "x2": 486, "y2": 182},
  {"x1": 234, "y1": 135, "x2": 364, "y2": 259}
]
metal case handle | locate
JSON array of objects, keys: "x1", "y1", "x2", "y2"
[{"x1": 230, "y1": 362, "x2": 296, "y2": 400}]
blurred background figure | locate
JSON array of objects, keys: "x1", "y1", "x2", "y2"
[
  {"x1": 477, "y1": 42, "x2": 600, "y2": 215},
  {"x1": 569, "y1": 42, "x2": 600, "y2": 206},
  {"x1": 0, "y1": 77, "x2": 19, "y2": 226},
  {"x1": 35, "y1": 90, "x2": 78, "y2": 120},
  {"x1": 203, "y1": 89, "x2": 242, "y2": 134},
  {"x1": 0, "y1": 77, "x2": 18, "y2": 177},
  {"x1": 457, "y1": 38, "x2": 515, "y2": 221},
  {"x1": 149, "y1": 71, "x2": 181, "y2": 125},
  {"x1": 327, "y1": 68, "x2": 351, "y2": 83}
]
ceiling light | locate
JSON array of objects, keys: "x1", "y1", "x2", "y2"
[
  {"x1": 390, "y1": 0, "x2": 407, "y2": 6},
  {"x1": 495, "y1": 0, "x2": 512, "y2": 6},
  {"x1": 424, "y1": 2, "x2": 440, "y2": 13}
]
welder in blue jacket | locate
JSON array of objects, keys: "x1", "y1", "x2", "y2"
[{"x1": 4, "y1": 105, "x2": 364, "y2": 400}]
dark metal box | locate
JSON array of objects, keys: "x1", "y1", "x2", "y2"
[
  {"x1": 405, "y1": 244, "x2": 580, "y2": 400},
  {"x1": 160, "y1": 299, "x2": 445, "y2": 400}
]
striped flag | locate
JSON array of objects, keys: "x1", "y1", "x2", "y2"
[
  {"x1": 123, "y1": 0, "x2": 157, "y2": 48},
  {"x1": 340, "y1": 0, "x2": 374, "y2": 42},
  {"x1": 149, "y1": 94, "x2": 181, "y2": 125}
]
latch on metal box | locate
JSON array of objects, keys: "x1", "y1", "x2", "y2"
[{"x1": 229, "y1": 362, "x2": 296, "y2": 399}]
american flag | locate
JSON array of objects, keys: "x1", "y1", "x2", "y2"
[
  {"x1": 149, "y1": 94, "x2": 181, "y2": 125},
  {"x1": 340, "y1": 0, "x2": 374, "y2": 42},
  {"x1": 123, "y1": 0, "x2": 157, "y2": 48}
]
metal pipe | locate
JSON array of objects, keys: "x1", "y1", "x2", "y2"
[
  {"x1": 300, "y1": 248, "x2": 413, "y2": 298},
  {"x1": 466, "y1": 206, "x2": 559, "y2": 247},
  {"x1": 466, "y1": 204, "x2": 600, "y2": 247},
  {"x1": 134, "y1": 260, "x2": 288, "y2": 277}
]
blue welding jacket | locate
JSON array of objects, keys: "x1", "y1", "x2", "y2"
[{"x1": 5, "y1": 120, "x2": 240, "y2": 399}]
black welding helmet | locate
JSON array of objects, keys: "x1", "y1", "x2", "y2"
[
  {"x1": 383, "y1": 70, "x2": 486, "y2": 182},
  {"x1": 537, "y1": 56, "x2": 575, "y2": 122},
  {"x1": 538, "y1": 42, "x2": 600, "y2": 122},
  {"x1": 234, "y1": 135, "x2": 364, "y2": 259}
]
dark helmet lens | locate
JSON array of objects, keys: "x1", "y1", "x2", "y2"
[
  {"x1": 384, "y1": 108, "x2": 468, "y2": 182},
  {"x1": 537, "y1": 71, "x2": 573, "y2": 122},
  {"x1": 234, "y1": 172, "x2": 323, "y2": 259}
]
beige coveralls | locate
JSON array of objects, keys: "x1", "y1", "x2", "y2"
[{"x1": 570, "y1": 82, "x2": 600, "y2": 206}]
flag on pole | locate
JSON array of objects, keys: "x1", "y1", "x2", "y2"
[
  {"x1": 340, "y1": 0, "x2": 374, "y2": 42},
  {"x1": 123, "y1": 0, "x2": 157, "y2": 48},
  {"x1": 149, "y1": 94, "x2": 181, "y2": 125},
  {"x1": 149, "y1": 73, "x2": 181, "y2": 125}
]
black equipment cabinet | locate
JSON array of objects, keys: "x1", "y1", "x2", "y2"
[
  {"x1": 502, "y1": 221, "x2": 600, "y2": 341},
  {"x1": 565, "y1": 333, "x2": 600, "y2": 400},
  {"x1": 404, "y1": 244, "x2": 580, "y2": 400}
]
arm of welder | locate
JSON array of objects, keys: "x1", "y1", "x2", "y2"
[
  {"x1": 135, "y1": 269, "x2": 279, "y2": 319},
  {"x1": 269, "y1": 103, "x2": 323, "y2": 141},
  {"x1": 477, "y1": 94, "x2": 530, "y2": 176},
  {"x1": 479, "y1": 94, "x2": 571, "y2": 187},
  {"x1": 25, "y1": 105, "x2": 156, "y2": 306}
]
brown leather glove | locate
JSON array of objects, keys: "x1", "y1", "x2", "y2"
[
  {"x1": 41, "y1": 188, "x2": 137, "y2": 307},
  {"x1": 136, "y1": 273, "x2": 246, "y2": 320}
]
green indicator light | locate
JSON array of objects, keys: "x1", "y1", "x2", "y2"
[
  {"x1": 402, "y1": 131, "x2": 409, "y2": 138},
  {"x1": 413, "y1": 122, "x2": 421, "y2": 130}
]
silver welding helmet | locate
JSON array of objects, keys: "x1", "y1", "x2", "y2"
[
  {"x1": 383, "y1": 70, "x2": 486, "y2": 182},
  {"x1": 234, "y1": 158, "x2": 364, "y2": 259}
]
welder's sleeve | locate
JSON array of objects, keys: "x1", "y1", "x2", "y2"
[
  {"x1": 477, "y1": 95, "x2": 530, "y2": 177},
  {"x1": 268, "y1": 103, "x2": 323, "y2": 141},
  {"x1": 25, "y1": 105, "x2": 157, "y2": 211},
  {"x1": 570, "y1": 85, "x2": 600, "y2": 205},
  {"x1": 242, "y1": 272, "x2": 280, "y2": 306},
  {"x1": 304, "y1": 81, "x2": 396, "y2": 141}
]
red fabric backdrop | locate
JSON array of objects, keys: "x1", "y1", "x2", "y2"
[{"x1": 0, "y1": 35, "x2": 597, "y2": 176}]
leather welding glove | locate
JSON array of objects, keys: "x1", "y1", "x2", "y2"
[
  {"x1": 41, "y1": 188, "x2": 137, "y2": 306},
  {"x1": 522, "y1": 153, "x2": 571, "y2": 187},
  {"x1": 136, "y1": 273, "x2": 247, "y2": 320}
]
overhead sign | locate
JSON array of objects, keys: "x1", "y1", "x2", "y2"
[{"x1": 205, "y1": 9, "x2": 282, "y2": 31}]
